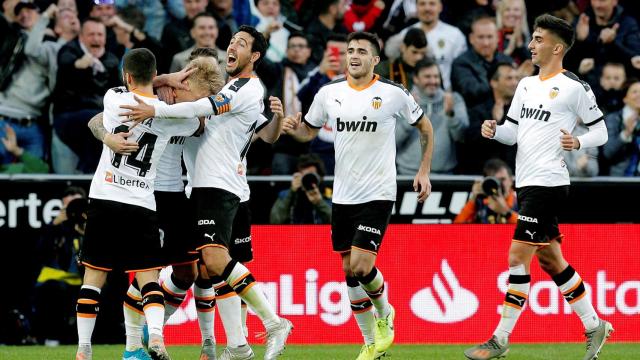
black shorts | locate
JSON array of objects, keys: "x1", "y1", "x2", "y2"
[
  {"x1": 229, "y1": 201, "x2": 253, "y2": 263},
  {"x1": 332, "y1": 200, "x2": 394, "y2": 255},
  {"x1": 155, "y1": 191, "x2": 198, "y2": 266},
  {"x1": 191, "y1": 187, "x2": 240, "y2": 251},
  {"x1": 82, "y1": 198, "x2": 164, "y2": 272},
  {"x1": 513, "y1": 186, "x2": 569, "y2": 245}
]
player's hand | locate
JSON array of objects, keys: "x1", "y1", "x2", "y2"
[
  {"x1": 282, "y1": 112, "x2": 301, "y2": 135},
  {"x1": 560, "y1": 129, "x2": 580, "y2": 151},
  {"x1": 481, "y1": 120, "x2": 497, "y2": 139},
  {"x1": 119, "y1": 95, "x2": 155, "y2": 126},
  {"x1": 305, "y1": 184, "x2": 323, "y2": 205},
  {"x1": 413, "y1": 170, "x2": 431, "y2": 203},
  {"x1": 599, "y1": 23, "x2": 618, "y2": 44},
  {"x1": 153, "y1": 67, "x2": 195, "y2": 90},
  {"x1": 104, "y1": 131, "x2": 139, "y2": 156},
  {"x1": 269, "y1": 96, "x2": 284, "y2": 120},
  {"x1": 576, "y1": 14, "x2": 590, "y2": 41},
  {"x1": 578, "y1": 58, "x2": 595, "y2": 74},
  {"x1": 291, "y1": 172, "x2": 302, "y2": 191},
  {"x1": 156, "y1": 86, "x2": 175, "y2": 104}
]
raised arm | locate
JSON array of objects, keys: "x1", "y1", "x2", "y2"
[{"x1": 257, "y1": 96, "x2": 285, "y2": 144}]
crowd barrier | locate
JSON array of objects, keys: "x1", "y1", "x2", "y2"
[{"x1": 163, "y1": 224, "x2": 639, "y2": 344}]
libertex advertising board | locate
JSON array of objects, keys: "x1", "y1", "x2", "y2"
[{"x1": 164, "y1": 225, "x2": 639, "y2": 344}]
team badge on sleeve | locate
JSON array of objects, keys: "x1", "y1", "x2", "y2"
[
  {"x1": 371, "y1": 96, "x2": 382, "y2": 109},
  {"x1": 209, "y1": 93, "x2": 232, "y2": 115}
]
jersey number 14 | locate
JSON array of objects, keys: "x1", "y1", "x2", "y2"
[{"x1": 111, "y1": 125, "x2": 157, "y2": 177}]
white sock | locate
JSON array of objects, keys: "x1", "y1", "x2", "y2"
[
  {"x1": 161, "y1": 274, "x2": 188, "y2": 324},
  {"x1": 123, "y1": 284, "x2": 145, "y2": 351},
  {"x1": 140, "y1": 283, "x2": 165, "y2": 337},
  {"x1": 347, "y1": 277, "x2": 375, "y2": 345},
  {"x1": 553, "y1": 265, "x2": 599, "y2": 331},
  {"x1": 216, "y1": 288, "x2": 247, "y2": 347},
  {"x1": 194, "y1": 283, "x2": 216, "y2": 342},
  {"x1": 494, "y1": 265, "x2": 530, "y2": 344},
  {"x1": 358, "y1": 268, "x2": 390, "y2": 318},
  {"x1": 76, "y1": 285, "x2": 101, "y2": 346}
]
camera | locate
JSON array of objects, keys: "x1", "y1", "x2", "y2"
[
  {"x1": 66, "y1": 198, "x2": 88, "y2": 227},
  {"x1": 301, "y1": 172, "x2": 321, "y2": 191},
  {"x1": 482, "y1": 176, "x2": 504, "y2": 197}
]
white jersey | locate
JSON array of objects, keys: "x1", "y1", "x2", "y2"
[
  {"x1": 89, "y1": 87, "x2": 200, "y2": 210},
  {"x1": 155, "y1": 134, "x2": 188, "y2": 193},
  {"x1": 155, "y1": 76, "x2": 268, "y2": 199},
  {"x1": 505, "y1": 71, "x2": 604, "y2": 188},
  {"x1": 305, "y1": 75, "x2": 424, "y2": 204}
]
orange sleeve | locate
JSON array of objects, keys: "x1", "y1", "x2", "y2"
[{"x1": 454, "y1": 200, "x2": 477, "y2": 223}]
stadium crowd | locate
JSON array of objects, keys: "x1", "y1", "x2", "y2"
[{"x1": 1, "y1": 0, "x2": 639, "y2": 177}]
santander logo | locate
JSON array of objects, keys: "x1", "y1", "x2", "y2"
[{"x1": 410, "y1": 259, "x2": 479, "y2": 323}]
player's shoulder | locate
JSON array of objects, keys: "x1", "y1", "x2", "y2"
[
  {"x1": 377, "y1": 75, "x2": 411, "y2": 96},
  {"x1": 227, "y1": 76, "x2": 261, "y2": 93},
  {"x1": 321, "y1": 76, "x2": 347, "y2": 90},
  {"x1": 559, "y1": 70, "x2": 592, "y2": 92}
]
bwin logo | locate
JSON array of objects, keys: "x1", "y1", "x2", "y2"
[
  {"x1": 518, "y1": 214, "x2": 538, "y2": 223},
  {"x1": 357, "y1": 224, "x2": 381, "y2": 235},
  {"x1": 336, "y1": 117, "x2": 377, "y2": 132},
  {"x1": 520, "y1": 104, "x2": 551, "y2": 122},
  {"x1": 410, "y1": 259, "x2": 478, "y2": 323}
]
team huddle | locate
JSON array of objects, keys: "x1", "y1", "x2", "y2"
[{"x1": 76, "y1": 14, "x2": 612, "y2": 360}]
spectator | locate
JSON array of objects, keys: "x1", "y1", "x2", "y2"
[
  {"x1": 451, "y1": 15, "x2": 514, "y2": 108},
  {"x1": 602, "y1": 80, "x2": 640, "y2": 176},
  {"x1": 162, "y1": 0, "x2": 208, "y2": 70},
  {"x1": 0, "y1": 4, "x2": 75, "y2": 168},
  {"x1": 255, "y1": 0, "x2": 292, "y2": 62},
  {"x1": 52, "y1": 17, "x2": 119, "y2": 173},
  {"x1": 0, "y1": 124, "x2": 49, "y2": 173},
  {"x1": 564, "y1": 118, "x2": 599, "y2": 177},
  {"x1": 207, "y1": 0, "x2": 237, "y2": 51},
  {"x1": 343, "y1": 0, "x2": 385, "y2": 33},
  {"x1": 296, "y1": 33, "x2": 348, "y2": 175},
  {"x1": 113, "y1": 0, "x2": 185, "y2": 41},
  {"x1": 496, "y1": 0, "x2": 534, "y2": 78},
  {"x1": 385, "y1": 0, "x2": 467, "y2": 90},
  {"x1": 257, "y1": 32, "x2": 314, "y2": 174},
  {"x1": 306, "y1": 0, "x2": 348, "y2": 65},
  {"x1": 1, "y1": 0, "x2": 24, "y2": 92},
  {"x1": 570, "y1": 0, "x2": 640, "y2": 78},
  {"x1": 593, "y1": 62, "x2": 626, "y2": 114},
  {"x1": 397, "y1": 58, "x2": 467, "y2": 175},
  {"x1": 88, "y1": 0, "x2": 119, "y2": 55},
  {"x1": 32, "y1": 186, "x2": 86, "y2": 344},
  {"x1": 454, "y1": 158, "x2": 518, "y2": 224},
  {"x1": 378, "y1": 0, "x2": 418, "y2": 39},
  {"x1": 460, "y1": 61, "x2": 518, "y2": 174},
  {"x1": 375, "y1": 27, "x2": 427, "y2": 90},
  {"x1": 270, "y1": 154, "x2": 332, "y2": 224},
  {"x1": 170, "y1": 13, "x2": 226, "y2": 72},
  {"x1": 108, "y1": 6, "x2": 166, "y2": 71}
]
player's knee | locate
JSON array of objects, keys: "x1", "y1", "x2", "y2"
[
  {"x1": 173, "y1": 265, "x2": 198, "y2": 285},
  {"x1": 351, "y1": 262, "x2": 373, "y2": 279},
  {"x1": 538, "y1": 257, "x2": 563, "y2": 276},
  {"x1": 508, "y1": 252, "x2": 527, "y2": 268}
]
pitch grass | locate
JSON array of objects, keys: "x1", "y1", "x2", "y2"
[{"x1": 1, "y1": 344, "x2": 639, "y2": 360}]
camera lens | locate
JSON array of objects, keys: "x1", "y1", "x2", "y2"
[
  {"x1": 301, "y1": 172, "x2": 320, "y2": 191},
  {"x1": 482, "y1": 176, "x2": 502, "y2": 196}
]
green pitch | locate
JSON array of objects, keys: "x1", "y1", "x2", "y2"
[{"x1": 1, "y1": 344, "x2": 639, "y2": 360}]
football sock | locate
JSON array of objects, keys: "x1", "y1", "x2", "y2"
[
  {"x1": 553, "y1": 265, "x2": 599, "y2": 330},
  {"x1": 347, "y1": 276, "x2": 375, "y2": 345},
  {"x1": 222, "y1": 260, "x2": 280, "y2": 330},
  {"x1": 212, "y1": 275, "x2": 247, "y2": 348},
  {"x1": 494, "y1": 265, "x2": 530, "y2": 345},
  {"x1": 76, "y1": 285, "x2": 101, "y2": 346},
  {"x1": 357, "y1": 267, "x2": 391, "y2": 318},
  {"x1": 140, "y1": 282, "x2": 165, "y2": 337},
  {"x1": 194, "y1": 276, "x2": 216, "y2": 343},
  {"x1": 241, "y1": 300, "x2": 248, "y2": 337},
  {"x1": 123, "y1": 283, "x2": 145, "y2": 351},
  {"x1": 161, "y1": 273, "x2": 190, "y2": 324}
]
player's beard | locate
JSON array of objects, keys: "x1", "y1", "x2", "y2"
[
  {"x1": 227, "y1": 56, "x2": 250, "y2": 77},
  {"x1": 348, "y1": 63, "x2": 372, "y2": 79}
]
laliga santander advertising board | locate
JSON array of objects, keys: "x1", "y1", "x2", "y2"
[{"x1": 164, "y1": 224, "x2": 640, "y2": 344}]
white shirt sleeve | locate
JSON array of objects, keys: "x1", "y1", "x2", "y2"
[
  {"x1": 304, "y1": 87, "x2": 328, "y2": 129},
  {"x1": 155, "y1": 97, "x2": 216, "y2": 118},
  {"x1": 577, "y1": 119, "x2": 608, "y2": 149},
  {"x1": 573, "y1": 85, "x2": 604, "y2": 127},
  {"x1": 505, "y1": 79, "x2": 525, "y2": 124},
  {"x1": 396, "y1": 87, "x2": 424, "y2": 125},
  {"x1": 493, "y1": 120, "x2": 518, "y2": 145},
  {"x1": 256, "y1": 113, "x2": 271, "y2": 132}
]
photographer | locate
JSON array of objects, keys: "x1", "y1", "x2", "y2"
[
  {"x1": 454, "y1": 158, "x2": 518, "y2": 224},
  {"x1": 32, "y1": 186, "x2": 87, "y2": 345},
  {"x1": 270, "y1": 154, "x2": 332, "y2": 224}
]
